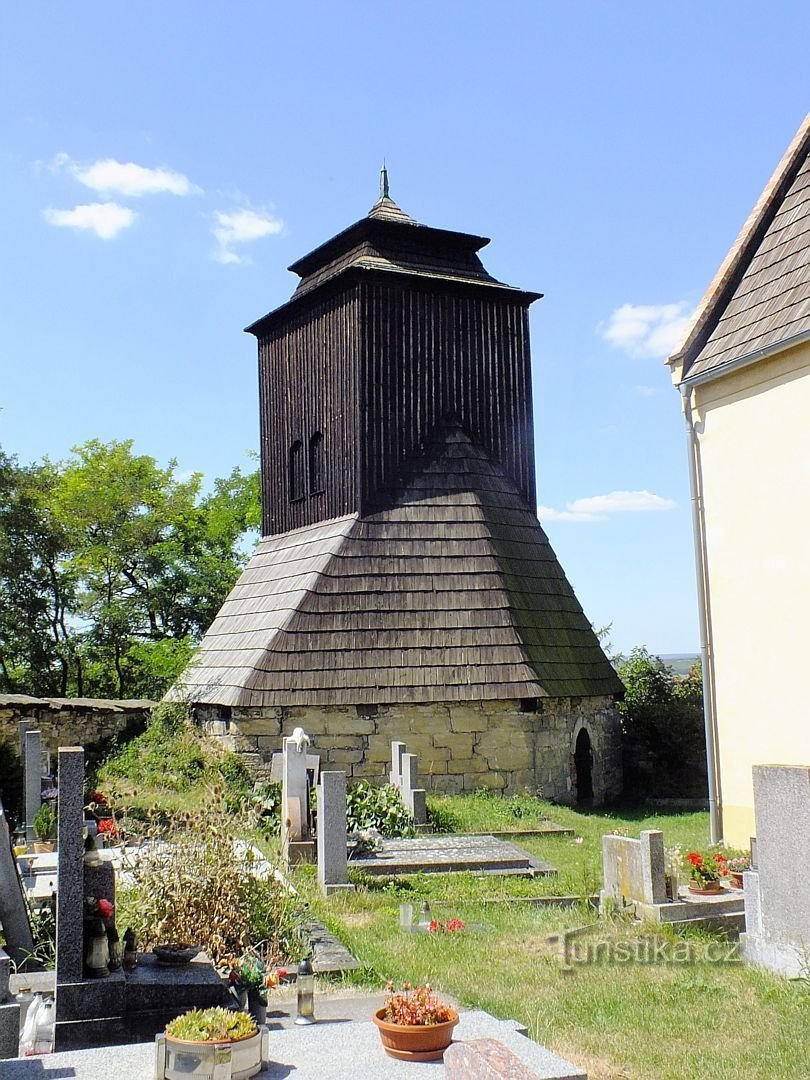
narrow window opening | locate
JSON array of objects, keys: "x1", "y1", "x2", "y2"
[
  {"x1": 309, "y1": 431, "x2": 324, "y2": 494},
  {"x1": 289, "y1": 440, "x2": 305, "y2": 501}
]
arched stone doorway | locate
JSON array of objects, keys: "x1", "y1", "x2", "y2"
[{"x1": 574, "y1": 727, "x2": 594, "y2": 806}]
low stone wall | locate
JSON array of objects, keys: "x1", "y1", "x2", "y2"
[
  {"x1": 194, "y1": 695, "x2": 623, "y2": 804},
  {"x1": 0, "y1": 695, "x2": 154, "y2": 762}
]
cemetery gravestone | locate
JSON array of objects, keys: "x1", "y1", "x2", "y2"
[
  {"x1": 0, "y1": 796, "x2": 35, "y2": 969},
  {"x1": 399, "y1": 749, "x2": 428, "y2": 827},
  {"x1": 316, "y1": 771, "x2": 355, "y2": 897},
  {"x1": 23, "y1": 729, "x2": 42, "y2": 845},
  {"x1": 55, "y1": 747, "x2": 86, "y2": 986},
  {"x1": 601, "y1": 830, "x2": 667, "y2": 907},
  {"x1": 389, "y1": 741, "x2": 406, "y2": 788},
  {"x1": 0, "y1": 947, "x2": 21, "y2": 1059},
  {"x1": 281, "y1": 732, "x2": 316, "y2": 865},
  {"x1": 18, "y1": 717, "x2": 33, "y2": 757},
  {"x1": 740, "y1": 764, "x2": 810, "y2": 977}
]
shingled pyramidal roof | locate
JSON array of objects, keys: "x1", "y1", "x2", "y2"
[
  {"x1": 670, "y1": 114, "x2": 810, "y2": 382},
  {"x1": 178, "y1": 172, "x2": 622, "y2": 708}
]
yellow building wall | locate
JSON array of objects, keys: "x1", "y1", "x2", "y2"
[{"x1": 694, "y1": 340, "x2": 810, "y2": 848}]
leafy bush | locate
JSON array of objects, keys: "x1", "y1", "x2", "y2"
[
  {"x1": 98, "y1": 702, "x2": 250, "y2": 800},
  {"x1": 617, "y1": 647, "x2": 707, "y2": 798},
  {"x1": 119, "y1": 792, "x2": 305, "y2": 964},
  {"x1": 250, "y1": 782, "x2": 282, "y2": 836},
  {"x1": 249, "y1": 779, "x2": 414, "y2": 840},
  {"x1": 346, "y1": 782, "x2": 414, "y2": 838},
  {"x1": 33, "y1": 802, "x2": 56, "y2": 841}
]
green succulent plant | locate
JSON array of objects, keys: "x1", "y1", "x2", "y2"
[{"x1": 166, "y1": 1007, "x2": 257, "y2": 1042}]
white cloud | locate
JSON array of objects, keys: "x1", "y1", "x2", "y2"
[
  {"x1": 42, "y1": 202, "x2": 137, "y2": 239},
  {"x1": 212, "y1": 207, "x2": 283, "y2": 265},
  {"x1": 602, "y1": 302, "x2": 694, "y2": 359},
  {"x1": 52, "y1": 152, "x2": 200, "y2": 197},
  {"x1": 539, "y1": 489, "x2": 676, "y2": 524}
]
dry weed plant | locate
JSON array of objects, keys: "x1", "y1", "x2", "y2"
[{"x1": 119, "y1": 787, "x2": 303, "y2": 964}]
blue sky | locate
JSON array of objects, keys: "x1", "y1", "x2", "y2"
[{"x1": 2, "y1": 3, "x2": 808, "y2": 655}]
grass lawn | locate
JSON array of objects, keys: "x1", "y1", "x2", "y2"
[{"x1": 292, "y1": 794, "x2": 809, "y2": 1080}]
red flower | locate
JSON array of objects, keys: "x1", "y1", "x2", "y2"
[
  {"x1": 97, "y1": 899, "x2": 114, "y2": 919},
  {"x1": 97, "y1": 818, "x2": 117, "y2": 836},
  {"x1": 686, "y1": 852, "x2": 703, "y2": 867}
]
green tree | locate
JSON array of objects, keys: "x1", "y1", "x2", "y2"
[
  {"x1": 0, "y1": 449, "x2": 75, "y2": 694},
  {"x1": 0, "y1": 440, "x2": 259, "y2": 699},
  {"x1": 616, "y1": 647, "x2": 706, "y2": 797}
]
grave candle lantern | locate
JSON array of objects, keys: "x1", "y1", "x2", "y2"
[
  {"x1": 85, "y1": 916, "x2": 110, "y2": 978},
  {"x1": 294, "y1": 957, "x2": 315, "y2": 1025}
]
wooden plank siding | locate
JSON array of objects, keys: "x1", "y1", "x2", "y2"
[
  {"x1": 361, "y1": 276, "x2": 536, "y2": 513},
  {"x1": 258, "y1": 286, "x2": 361, "y2": 535}
]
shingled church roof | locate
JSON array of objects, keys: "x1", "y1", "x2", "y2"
[
  {"x1": 178, "y1": 430, "x2": 622, "y2": 708},
  {"x1": 670, "y1": 114, "x2": 810, "y2": 382}
]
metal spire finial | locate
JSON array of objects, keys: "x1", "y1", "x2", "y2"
[{"x1": 380, "y1": 161, "x2": 390, "y2": 201}]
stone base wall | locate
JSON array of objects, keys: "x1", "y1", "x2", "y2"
[
  {"x1": 0, "y1": 695, "x2": 153, "y2": 762},
  {"x1": 194, "y1": 695, "x2": 623, "y2": 805}
]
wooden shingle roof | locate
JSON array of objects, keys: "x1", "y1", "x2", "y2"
[
  {"x1": 177, "y1": 431, "x2": 622, "y2": 708},
  {"x1": 671, "y1": 114, "x2": 810, "y2": 382}
]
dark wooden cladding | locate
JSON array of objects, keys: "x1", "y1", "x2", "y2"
[
  {"x1": 182, "y1": 201, "x2": 624, "y2": 708},
  {"x1": 361, "y1": 277, "x2": 535, "y2": 512},
  {"x1": 259, "y1": 286, "x2": 361, "y2": 535},
  {"x1": 258, "y1": 271, "x2": 536, "y2": 536}
]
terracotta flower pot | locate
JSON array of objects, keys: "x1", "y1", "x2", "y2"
[
  {"x1": 688, "y1": 880, "x2": 725, "y2": 895},
  {"x1": 729, "y1": 871, "x2": 745, "y2": 890},
  {"x1": 372, "y1": 1007, "x2": 459, "y2": 1061},
  {"x1": 33, "y1": 841, "x2": 55, "y2": 854}
]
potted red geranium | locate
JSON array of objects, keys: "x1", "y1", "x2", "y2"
[
  {"x1": 685, "y1": 851, "x2": 727, "y2": 894},
  {"x1": 372, "y1": 982, "x2": 458, "y2": 1061}
]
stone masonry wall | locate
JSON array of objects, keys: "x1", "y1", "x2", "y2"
[
  {"x1": 0, "y1": 695, "x2": 153, "y2": 762},
  {"x1": 194, "y1": 695, "x2": 623, "y2": 805}
]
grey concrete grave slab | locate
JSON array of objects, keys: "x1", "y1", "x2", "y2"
[
  {"x1": 2, "y1": 1008, "x2": 585, "y2": 1079},
  {"x1": 349, "y1": 835, "x2": 554, "y2": 877}
]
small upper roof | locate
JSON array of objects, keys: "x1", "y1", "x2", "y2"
[
  {"x1": 669, "y1": 114, "x2": 810, "y2": 382},
  {"x1": 245, "y1": 170, "x2": 540, "y2": 335},
  {"x1": 366, "y1": 164, "x2": 417, "y2": 225}
]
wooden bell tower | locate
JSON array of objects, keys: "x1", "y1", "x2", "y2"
[{"x1": 246, "y1": 169, "x2": 542, "y2": 537}]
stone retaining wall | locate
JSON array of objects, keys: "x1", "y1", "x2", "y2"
[
  {"x1": 194, "y1": 695, "x2": 623, "y2": 805},
  {"x1": 0, "y1": 695, "x2": 153, "y2": 761}
]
